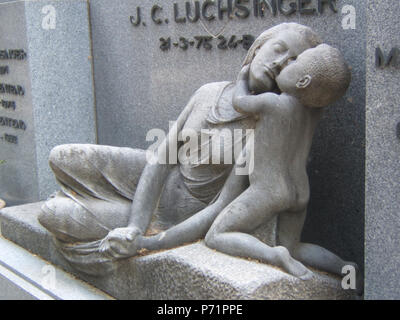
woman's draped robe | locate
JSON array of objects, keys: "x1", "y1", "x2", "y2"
[{"x1": 41, "y1": 81, "x2": 253, "y2": 275}]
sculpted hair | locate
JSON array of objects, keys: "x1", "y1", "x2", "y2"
[
  {"x1": 242, "y1": 23, "x2": 322, "y2": 66},
  {"x1": 294, "y1": 44, "x2": 351, "y2": 108}
]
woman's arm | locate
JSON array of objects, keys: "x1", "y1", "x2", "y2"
[
  {"x1": 127, "y1": 163, "x2": 170, "y2": 233},
  {"x1": 100, "y1": 162, "x2": 249, "y2": 259},
  {"x1": 127, "y1": 96, "x2": 197, "y2": 234},
  {"x1": 98, "y1": 94, "x2": 198, "y2": 260},
  {"x1": 138, "y1": 164, "x2": 250, "y2": 251}
]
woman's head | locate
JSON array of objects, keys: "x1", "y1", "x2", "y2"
[{"x1": 243, "y1": 23, "x2": 322, "y2": 94}]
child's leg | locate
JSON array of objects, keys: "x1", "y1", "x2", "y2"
[
  {"x1": 278, "y1": 210, "x2": 363, "y2": 294},
  {"x1": 205, "y1": 188, "x2": 312, "y2": 279}
]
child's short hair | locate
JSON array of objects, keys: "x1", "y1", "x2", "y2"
[{"x1": 295, "y1": 44, "x2": 351, "y2": 108}]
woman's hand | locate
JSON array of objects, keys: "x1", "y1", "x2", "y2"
[{"x1": 99, "y1": 227, "x2": 142, "y2": 260}]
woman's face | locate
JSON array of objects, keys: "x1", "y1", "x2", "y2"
[{"x1": 248, "y1": 31, "x2": 313, "y2": 94}]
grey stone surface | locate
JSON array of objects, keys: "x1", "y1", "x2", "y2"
[
  {"x1": 0, "y1": 202, "x2": 355, "y2": 299},
  {"x1": 0, "y1": 266, "x2": 45, "y2": 300},
  {"x1": 36, "y1": 23, "x2": 359, "y2": 283},
  {"x1": 0, "y1": 235, "x2": 113, "y2": 300},
  {"x1": 0, "y1": 0, "x2": 96, "y2": 206},
  {"x1": 365, "y1": 0, "x2": 400, "y2": 300},
  {"x1": 204, "y1": 42, "x2": 352, "y2": 280},
  {"x1": 89, "y1": 0, "x2": 365, "y2": 271},
  {"x1": 0, "y1": 1, "x2": 37, "y2": 206}
]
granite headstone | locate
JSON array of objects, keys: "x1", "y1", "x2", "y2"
[
  {"x1": 2, "y1": 0, "x2": 400, "y2": 299},
  {"x1": 88, "y1": 0, "x2": 365, "y2": 273},
  {"x1": 0, "y1": 0, "x2": 96, "y2": 206},
  {"x1": 365, "y1": 0, "x2": 400, "y2": 300}
]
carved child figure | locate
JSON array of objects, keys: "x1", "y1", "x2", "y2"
[{"x1": 205, "y1": 44, "x2": 354, "y2": 281}]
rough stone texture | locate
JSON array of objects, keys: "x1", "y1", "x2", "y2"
[
  {"x1": 0, "y1": 1, "x2": 37, "y2": 206},
  {"x1": 89, "y1": 0, "x2": 365, "y2": 271},
  {"x1": 0, "y1": 0, "x2": 96, "y2": 206},
  {"x1": 0, "y1": 203, "x2": 354, "y2": 299},
  {"x1": 0, "y1": 202, "x2": 355, "y2": 300},
  {"x1": 365, "y1": 0, "x2": 400, "y2": 300}
]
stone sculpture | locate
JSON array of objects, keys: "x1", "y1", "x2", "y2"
[
  {"x1": 206, "y1": 44, "x2": 352, "y2": 280},
  {"x1": 38, "y1": 23, "x2": 360, "y2": 290}
]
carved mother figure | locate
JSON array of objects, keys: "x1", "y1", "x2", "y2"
[{"x1": 38, "y1": 23, "x2": 358, "y2": 285}]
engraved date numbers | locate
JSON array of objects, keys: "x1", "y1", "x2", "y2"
[{"x1": 160, "y1": 34, "x2": 255, "y2": 52}]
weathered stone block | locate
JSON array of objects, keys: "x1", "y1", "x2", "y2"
[
  {"x1": 0, "y1": 203, "x2": 355, "y2": 299},
  {"x1": 0, "y1": 0, "x2": 96, "y2": 206}
]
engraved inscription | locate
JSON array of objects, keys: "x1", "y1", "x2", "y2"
[
  {"x1": 0, "y1": 83, "x2": 25, "y2": 96},
  {"x1": 0, "y1": 100, "x2": 16, "y2": 110},
  {"x1": 375, "y1": 47, "x2": 399, "y2": 68},
  {"x1": 0, "y1": 49, "x2": 27, "y2": 60},
  {"x1": 0, "y1": 48, "x2": 28, "y2": 147},
  {"x1": 160, "y1": 34, "x2": 255, "y2": 51},
  {"x1": 0, "y1": 66, "x2": 9, "y2": 75},
  {"x1": 130, "y1": 1, "x2": 338, "y2": 51},
  {"x1": 0, "y1": 133, "x2": 18, "y2": 144},
  {"x1": 397, "y1": 122, "x2": 400, "y2": 140},
  {"x1": 130, "y1": 0, "x2": 338, "y2": 27},
  {"x1": 0, "y1": 117, "x2": 27, "y2": 130}
]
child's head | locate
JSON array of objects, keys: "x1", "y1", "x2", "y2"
[{"x1": 275, "y1": 44, "x2": 351, "y2": 107}]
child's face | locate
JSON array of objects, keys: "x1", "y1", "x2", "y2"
[{"x1": 275, "y1": 51, "x2": 312, "y2": 93}]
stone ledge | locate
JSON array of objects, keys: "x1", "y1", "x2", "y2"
[
  {"x1": 0, "y1": 203, "x2": 355, "y2": 300},
  {"x1": 0, "y1": 235, "x2": 112, "y2": 300}
]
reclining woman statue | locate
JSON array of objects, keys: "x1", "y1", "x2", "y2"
[{"x1": 38, "y1": 23, "x2": 359, "y2": 284}]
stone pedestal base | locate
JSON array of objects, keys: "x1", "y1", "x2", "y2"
[{"x1": 0, "y1": 203, "x2": 355, "y2": 300}]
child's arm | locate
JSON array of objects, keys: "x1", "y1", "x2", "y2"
[{"x1": 233, "y1": 65, "x2": 280, "y2": 115}]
